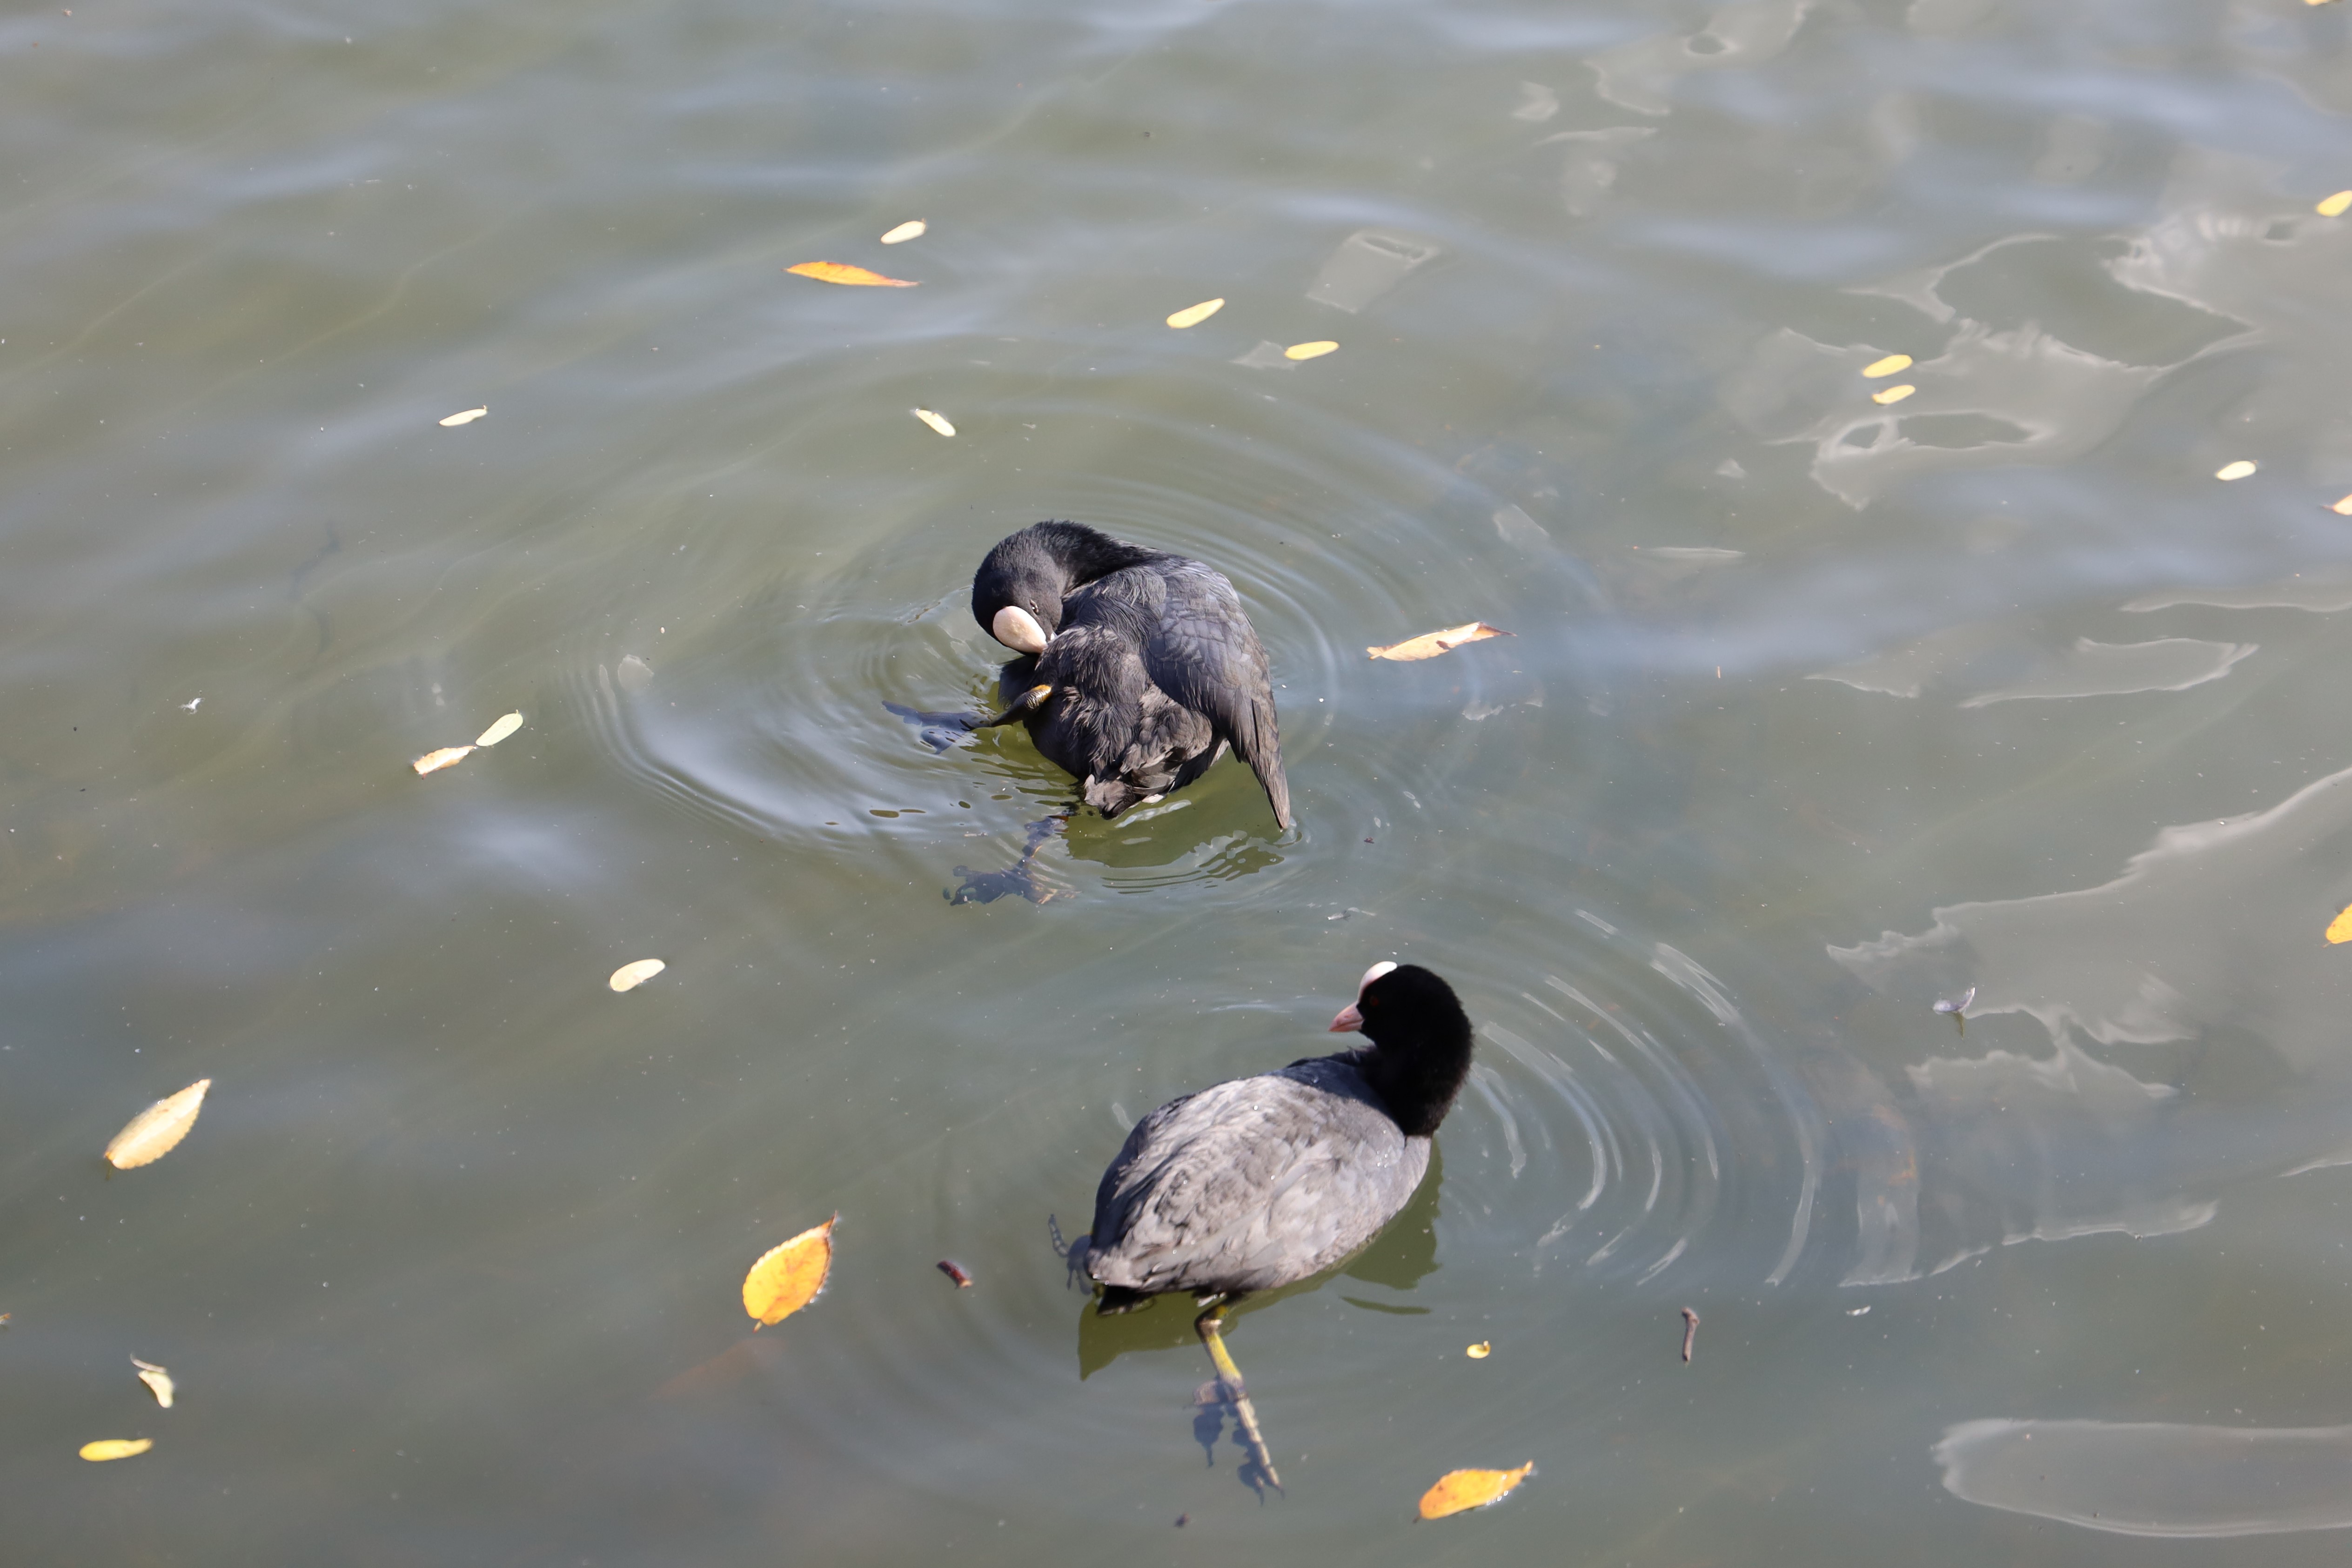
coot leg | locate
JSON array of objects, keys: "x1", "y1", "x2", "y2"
[
  {"x1": 946, "y1": 812, "x2": 1069, "y2": 905},
  {"x1": 972, "y1": 683, "x2": 1054, "y2": 728},
  {"x1": 1197, "y1": 1305, "x2": 1283, "y2": 1495}
]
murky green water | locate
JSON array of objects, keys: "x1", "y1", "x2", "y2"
[{"x1": 10, "y1": 0, "x2": 2352, "y2": 1561}]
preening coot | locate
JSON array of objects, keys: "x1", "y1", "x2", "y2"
[
  {"x1": 1082, "y1": 962, "x2": 1472, "y2": 1313},
  {"x1": 971, "y1": 521, "x2": 1292, "y2": 830}
]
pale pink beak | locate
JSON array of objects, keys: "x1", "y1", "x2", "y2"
[{"x1": 1328, "y1": 1003, "x2": 1364, "y2": 1033}]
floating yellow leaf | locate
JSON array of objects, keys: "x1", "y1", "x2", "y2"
[
  {"x1": 1418, "y1": 1462, "x2": 1534, "y2": 1520},
  {"x1": 474, "y1": 711, "x2": 524, "y2": 747},
  {"x1": 1367, "y1": 622, "x2": 1514, "y2": 662},
  {"x1": 2215, "y1": 460, "x2": 2257, "y2": 481},
  {"x1": 786, "y1": 261, "x2": 918, "y2": 288},
  {"x1": 104, "y1": 1080, "x2": 211, "y2": 1170},
  {"x1": 132, "y1": 1358, "x2": 174, "y2": 1408},
  {"x1": 2321, "y1": 191, "x2": 2352, "y2": 215},
  {"x1": 879, "y1": 220, "x2": 926, "y2": 244},
  {"x1": 2332, "y1": 494, "x2": 2352, "y2": 516},
  {"x1": 1871, "y1": 383, "x2": 1916, "y2": 405},
  {"x1": 1166, "y1": 298, "x2": 1225, "y2": 329},
  {"x1": 743, "y1": 1215, "x2": 837, "y2": 1327},
  {"x1": 609, "y1": 959, "x2": 666, "y2": 993},
  {"x1": 1284, "y1": 340, "x2": 1339, "y2": 361},
  {"x1": 438, "y1": 407, "x2": 487, "y2": 427},
  {"x1": 2328, "y1": 903, "x2": 2352, "y2": 944},
  {"x1": 412, "y1": 745, "x2": 472, "y2": 776},
  {"x1": 912, "y1": 408, "x2": 956, "y2": 437},
  {"x1": 80, "y1": 1439, "x2": 152, "y2": 1462},
  {"x1": 1862, "y1": 353, "x2": 1912, "y2": 378},
  {"x1": 1466, "y1": 1341, "x2": 1491, "y2": 1358}
]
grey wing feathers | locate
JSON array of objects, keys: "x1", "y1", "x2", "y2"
[{"x1": 1139, "y1": 562, "x2": 1292, "y2": 830}]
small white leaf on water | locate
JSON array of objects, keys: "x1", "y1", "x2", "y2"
[
  {"x1": 412, "y1": 746, "x2": 473, "y2": 776},
  {"x1": 1871, "y1": 383, "x2": 1916, "y2": 405},
  {"x1": 2215, "y1": 460, "x2": 2257, "y2": 481},
  {"x1": 912, "y1": 408, "x2": 955, "y2": 437},
  {"x1": 438, "y1": 408, "x2": 487, "y2": 427},
  {"x1": 1166, "y1": 298, "x2": 1225, "y2": 329},
  {"x1": 104, "y1": 1080, "x2": 211, "y2": 1169},
  {"x1": 610, "y1": 959, "x2": 666, "y2": 993},
  {"x1": 132, "y1": 1358, "x2": 174, "y2": 1408},
  {"x1": 474, "y1": 711, "x2": 523, "y2": 747},
  {"x1": 880, "y1": 220, "x2": 926, "y2": 244}
]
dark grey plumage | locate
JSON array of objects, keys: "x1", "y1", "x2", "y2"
[
  {"x1": 1084, "y1": 964, "x2": 1472, "y2": 1309},
  {"x1": 971, "y1": 521, "x2": 1292, "y2": 830}
]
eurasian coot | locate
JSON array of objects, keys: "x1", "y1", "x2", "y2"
[
  {"x1": 1082, "y1": 961, "x2": 1472, "y2": 1312},
  {"x1": 970, "y1": 521, "x2": 1292, "y2": 830}
]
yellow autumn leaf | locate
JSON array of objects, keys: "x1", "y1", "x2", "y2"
[
  {"x1": 412, "y1": 746, "x2": 472, "y2": 776},
  {"x1": 104, "y1": 1080, "x2": 211, "y2": 1170},
  {"x1": 1367, "y1": 622, "x2": 1514, "y2": 662},
  {"x1": 743, "y1": 1215, "x2": 837, "y2": 1327},
  {"x1": 879, "y1": 220, "x2": 926, "y2": 244},
  {"x1": 474, "y1": 712, "x2": 523, "y2": 748},
  {"x1": 133, "y1": 1358, "x2": 174, "y2": 1408},
  {"x1": 1284, "y1": 340, "x2": 1338, "y2": 361},
  {"x1": 2332, "y1": 494, "x2": 2352, "y2": 516},
  {"x1": 1166, "y1": 298, "x2": 1225, "y2": 329},
  {"x1": 1871, "y1": 383, "x2": 1916, "y2": 405},
  {"x1": 1466, "y1": 1341, "x2": 1491, "y2": 1358},
  {"x1": 2327, "y1": 904, "x2": 2352, "y2": 944},
  {"x1": 1862, "y1": 353, "x2": 1912, "y2": 378},
  {"x1": 2319, "y1": 191, "x2": 2352, "y2": 214},
  {"x1": 1418, "y1": 1462, "x2": 1534, "y2": 1519},
  {"x1": 80, "y1": 1439, "x2": 153, "y2": 1461},
  {"x1": 438, "y1": 408, "x2": 487, "y2": 427},
  {"x1": 911, "y1": 408, "x2": 956, "y2": 437},
  {"x1": 609, "y1": 959, "x2": 666, "y2": 993},
  {"x1": 2215, "y1": 460, "x2": 2257, "y2": 481},
  {"x1": 786, "y1": 261, "x2": 918, "y2": 288}
]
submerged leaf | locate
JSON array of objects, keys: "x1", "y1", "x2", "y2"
[
  {"x1": 912, "y1": 408, "x2": 956, "y2": 437},
  {"x1": 474, "y1": 712, "x2": 524, "y2": 748},
  {"x1": 412, "y1": 746, "x2": 473, "y2": 776},
  {"x1": 1418, "y1": 1462, "x2": 1534, "y2": 1519},
  {"x1": 1862, "y1": 353, "x2": 1912, "y2": 378},
  {"x1": 1284, "y1": 340, "x2": 1339, "y2": 361},
  {"x1": 104, "y1": 1080, "x2": 211, "y2": 1170},
  {"x1": 879, "y1": 220, "x2": 926, "y2": 244},
  {"x1": 787, "y1": 261, "x2": 918, "y2": 288},
  {"x1": 2319, "y1": 190, "x2": 2352, "y2": 215},
  {"x1": 744, "y1": 1215, "x2": 838, "y2": 1327},
  {"x1": 2328, "y1": 904, "x2": 2352, "y2": 944},
  {"x1": 80, "y1": 1439, "x2": 153, "y2": 1462},
  {"x1": 132, "y1": 1358, "x2": 174, "y2": 1408},
  {"x1": 609, "y1": 959, "x2": 666, "y2": 993},
  {"x1": 2215, "y1": 460, "x2": 2257, "y2": 481},
  {"x1": 1367, "y1": 622, "x2": 1514, "y2": 662},
  {"x1": 438, "y1": 408, "x2": 487, "y2": 427},
  {"x1": 1871, "y1": 383, "x2": 1916, "y2": 405},
  {"x1": 1166, "y1": 298, "x2": 1225, "y2": 329}
]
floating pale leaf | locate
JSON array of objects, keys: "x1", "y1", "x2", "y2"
[
  {"x1": 786, "y1": 261, "x2": 918, "y2": 288},
  {"x1": 1367, "y1": 622, "x2": 1514, "y2": 662},
  {"x1": 2215, "y1": 460, "x2": 2257, "y2": 481},
  {"x1": 609, "y1": 959, "x2": 666, "y2": 993},
  {"x1": 1466, "y1": 1341, "x2": 1491, "y2": 1359},
  {"x1": 912, "y1": 408, "x2": 955, "y2": 437},
  {"x1": 1166, "y1": 298, "x2": 1225, "y2": 329},
  {"x1": 879, "y1": 220, "x2": 926, "y2": 244},
  {"x1": 743, "y1": 1215, "x2": 837, "y2": 1327},
  {"x1": 1871, "y1": 383, "x2": 1916, "y2": 405},
  {"x1": 1418, "y1": 1463, "x2": 1534, "y2": 1519},
  {"x1": 413, "y1": 746, "x2": 472, "y2": 776},
  {"x1": 80, "y1": 1439, "x2": 152, "y2": 1462},
  {"x1": 2319, "y1": 190, "x2": 2352, "y2": 215},
  {"x1": 2328, "y1": 904, "x2": 2352, "y2": 944},
  {"x1": 438, "y1": 408, "x2": 487, "y2": 427},
  {"x1": 132, "y1": 1358, "x2": 174, "y2": 1408},
  {"x1": 2332, "y1": 494, "x2": 2352, "y2": 517},
  {"x1": 1862, "y1": 354, "x2": 1912, "y2": 378},
  {"x1": 1284, "y1": 340, "x2": 1339, "y2": 361},
  {"x1": 104, "y1": 1080, "x2": 211, "y2": 1170},
  {"x1": 474, "y1": 711, "x2": 523, "y2": 748}
]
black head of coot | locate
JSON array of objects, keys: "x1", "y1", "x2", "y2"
[
  {"x1": 1327, "y1": 962, "x2": 1475, "y2": 1138},
  {"x1": 971, "y1": 521, "x2": 1160, "y2": 654}
]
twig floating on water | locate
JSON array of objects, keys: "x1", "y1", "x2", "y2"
[
  {"x1": 936, "y1": 1260, "x2": 973, "y2": 1288},
  {"x1": 1680, "y1": 1307, "x2": 1700, "y2": 1363}
]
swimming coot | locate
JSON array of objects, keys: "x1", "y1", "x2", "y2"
[
  {"x1": 1083, "y1": 962, "x2": 1472, "y2": 1312},
  {"x1": 971, "y1": 521, "x2": 1292, "y2": 830}
]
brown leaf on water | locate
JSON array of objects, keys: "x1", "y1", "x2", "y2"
[
  {"x1": 1367, "y1": 622, "x2": 1513, "y2": 662},
  {"x1": 412, "y1": 746, "x2": 473, "y2": 776},
  {"x1": 787, "y1": 261, "x2": 918, "y2": 288},
  {"x1": 80, "y1": 1439, "x2": 153, "y2": 1461},
  {"x1": 132, "y1": 1358, "x2": 174, "y2": 1408},
  {"x1": 744, "y1": 1215, "x2": 837, "y2": 1327},
  {"x1": 104, "y1": 1079, "x2": 211, "y2": 1170},
  {"x1": 1418, "y1": 1462, "x2": 1534, "y2": 1519}
]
